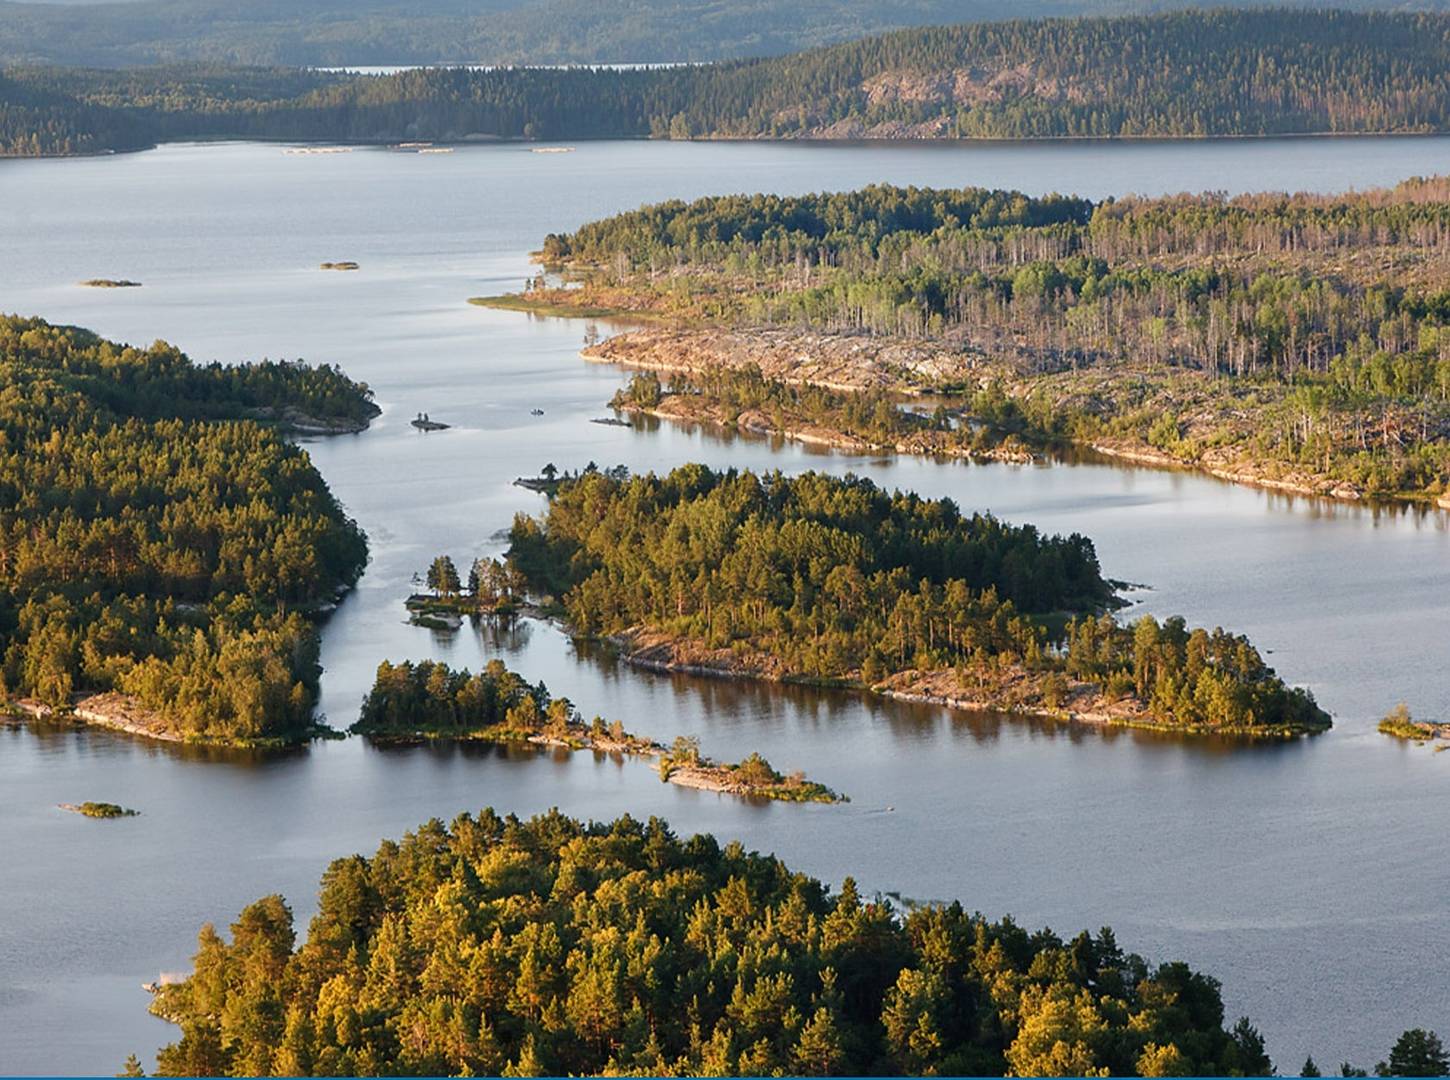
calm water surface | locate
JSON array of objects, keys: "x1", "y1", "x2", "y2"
[{"x1": 3, "y1": 138, "x2": 1450, "y2": 1074}]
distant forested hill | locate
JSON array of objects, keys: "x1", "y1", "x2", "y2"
[
  {"x1": 0, "y1": 64, "x2": 323, "y2": 153},
  {"x1": 0, "y1": 68, "x2": 156, "y2": 153},
  {"x1": 0, "y1": 0, "x2": 1443, "y2": 68},
  {"x1": 5, "y1": 9, "x2": 1450, "y2": 154}
]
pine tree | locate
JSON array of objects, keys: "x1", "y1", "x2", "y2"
[
  {"x1": 794, "y1": 1006, "x2": 846, "y2": 1075},
  {"x1": 1380, "y1": 1030, "x2": 1449, "y2": 1077},
  {"x1": 1230, "y1": 1016, "x2": 1273, "y2": 1077},
  {"x1": 501, "y1": 1034, "x2": 544, "y2": 1077},
  {"x1": 426, "y1": 555, "x2": 461, "y2": 597}
]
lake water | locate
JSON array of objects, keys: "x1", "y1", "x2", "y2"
[{"x1": 3, "y1": 137, "x2": 1450, "y2": 1075}]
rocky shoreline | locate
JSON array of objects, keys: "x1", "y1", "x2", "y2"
[
  {"x1": 10, "y1": 693, "x2": 185, "y2": 743},
  {"x1": 364, "y1": 709, "x2": 844, "y2": 801},
  {"x1": 245, "y1": 401, "x2": 382, "y2": 436},
  {"x1": 7, "y1": 691, "x2": 332, "y2": 748},
  {"x1": 583, "y1": 326, "x2": 971, "y2": 393},
  {"x1": 1085, "y1": 440, "x2": 1372, "y2": 505},
  {"x1": 616, "y1": 396, "x2": 1033, "y2": 463},
  {"x1": 609, "y1": 627, "x2": 1329, "y2": 738},
  {"x1": 525, "y1": 728, "x2": 840, "y2": 799},
  {"x1": 584, "y1": 326, "x2": 1449, "y2": 511}
]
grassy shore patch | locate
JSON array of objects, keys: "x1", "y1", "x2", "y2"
[{"x1": 60, "y1": 801, "x2": 139, "y2": 818}]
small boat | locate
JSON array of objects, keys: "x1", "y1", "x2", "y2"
[
  {"x1": 530, "y1": 408, "x2": 545, "y2": 416},
  {"x1": 411, "y1": 413, "x2": 450, "y2": 431}
]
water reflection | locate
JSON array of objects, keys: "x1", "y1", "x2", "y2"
[
  {"x1": 558, "y1": 622, "x2": 1320, "y2": 758},
  {"x1": 1063, "y1": 444, "x2": 1450, "y2": 527},
  {"x1": 4, "y1": 716, "x2": 312, "y2": 768},
  {"x1": 469, "y1": 613, "x2": 536, "y2": 651},
  {"x1": 617, "y1": 406, "x2": 1450, "y2": 530},
  {"x1": 3, "y1": 137, "x2": 1450, "y2": 1075}
]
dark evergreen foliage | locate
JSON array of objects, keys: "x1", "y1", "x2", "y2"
[
  {"x1": 353, "y1": 658, "x2": 550, "y2": 738},
  {"x1": 7, "y1": 0, "x2": 1440, "y2": 69},
  {"x1": 0, "y1": 316, "x2": 374, "y2": 741},
  {"x1": 146, "y1": 807, "x2": 1277, "y2": 1076},
  {"x1": 505, "y1": 465, "x2": 1326, "y2": 731},
  {"x1": 6, "y1": 10, "x2": 1450, "y2": 154}
]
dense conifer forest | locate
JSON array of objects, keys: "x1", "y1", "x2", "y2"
[
  {"x1": 143, "y1": 807, "x2": 1281, "y2": 1076},
  {"x1": 4, "y1": 0, "x2": 1440, "y2": 69},
  {"x1": 530, "y1": 178, "x2": 1450, "y2": 502},
  {"x1": 0, "y1": 316, "x2": 376, "y2": 742},
  {"x1": 0, "y1": 68, "x2": 151, "y2": 153},
  {"x1": 0, "y1": 0, "x2": 1116, "y2": 68},
  {"x1": 352, "y1": 656, "x2": 844, "y2": 800},
  {"x1": 5, "y1": 10, "x2": 1450, "y2": 154},
  {"x1": 503, "y1": 466, "x2": 1327, "y2": 734},
  {"x1": 353, "y1": 658, "x2": 553, "y2": 740}
]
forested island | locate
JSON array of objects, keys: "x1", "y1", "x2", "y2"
[
  {"x1": 1377, "y1": 704, "x2": 1450, "y2": 745},
  {"x1": 0, "y1": 316, "x2": 378, "y2": 745},
  {"x1": 404, "y1": 553, "x2": 528, "y2": 626},
  {"x1": 141, "y1": 806, "x2": 1279, "y2": 1076},
  {"x1": 495, "y1": 177, "x2": 1450, "y2": 505},
  {"x1": 499, "y1": 465, "x2": 1328, "y2": 736},
  {"x1": 6, "y1": 10, "x2": 1450, "y2": 155},
  {"x1": 354, "y1": 657, "x2": 843, "y2": 801},
  {"x1": 611, "y1": 367, "x2": 1038, "y2": 462}
]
